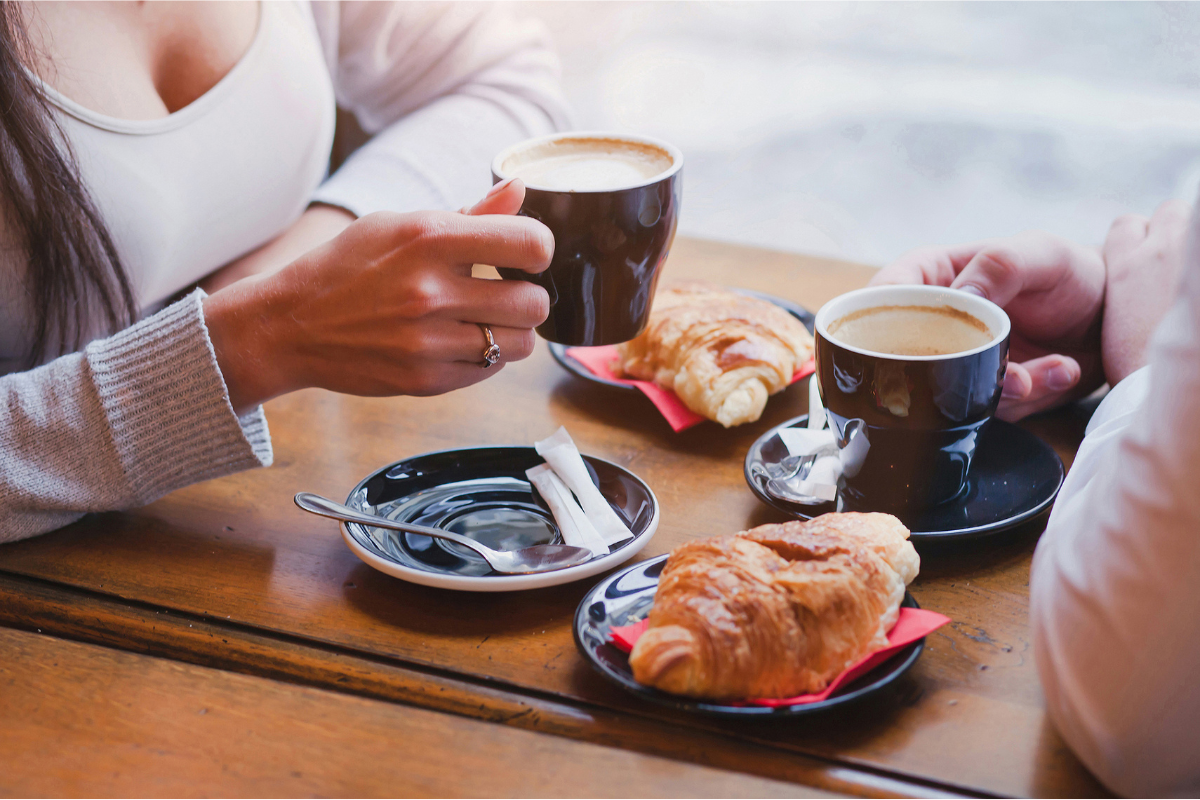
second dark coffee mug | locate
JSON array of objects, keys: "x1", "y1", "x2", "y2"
[
  {"x1": 491, "y1": 132, "x2": 683, "y2": 346},
  {"x1": 814, "y1": 285, "x2": 1011, "y2": 514}
]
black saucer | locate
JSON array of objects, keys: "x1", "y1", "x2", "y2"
[
  {"x1": 744, "y1": 415, "x2": 1064, "y2": 540},
  {"x1": 573, "y1": 554, "x2": 925, "y2": 717},
  {"x1": 548, "y1": 288, "x2": 815, "y2": 390},
  {"x1": 339, "y1": 447, "x2": 659, "y2": 591}
]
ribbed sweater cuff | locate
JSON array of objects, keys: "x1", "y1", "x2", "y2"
[{"x1": 85, "y1": 289, "x2": 273, "y2": 505}]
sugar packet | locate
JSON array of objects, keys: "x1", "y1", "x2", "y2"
[{"x1": 535, "y1": 427, "x2": 634, "y2": 546}]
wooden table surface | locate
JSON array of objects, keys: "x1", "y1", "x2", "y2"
[
  {"x1": 0, "y1": 237, "x2": 1107, "y2": 798},
  {"x1": 0, "y1": 626, "x2": 830, "y2": 798}
]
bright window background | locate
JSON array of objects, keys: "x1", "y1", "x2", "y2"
[{"x1": 510, "y1": 1, "x2": 1200, "y2": 266}]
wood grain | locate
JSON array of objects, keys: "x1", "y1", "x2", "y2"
[
  {"x1": 0, "y1": 237, "x2": 1107, "y2": 797},
  {"x1": 0, "y1": 626, "x2": 839, "y2": 798},
  {"x1": 0, "y1": 574, "x2": 970, "y2": 799}
]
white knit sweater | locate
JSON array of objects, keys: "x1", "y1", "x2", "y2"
[{"x1": 0, "y1": 2, "x2": 567, "y2": 540}]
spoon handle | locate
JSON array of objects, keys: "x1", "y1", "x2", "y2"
[{"x1": 293, "y1": 492, "x2": 494, "y2": 557}]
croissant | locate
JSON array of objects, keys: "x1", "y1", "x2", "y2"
[
  {"x1": 616, "y1": 282, "x2": 814, "y2": 427},
  {"x1": 629, "y1": 513, "x2": 919, "y2": 701}
]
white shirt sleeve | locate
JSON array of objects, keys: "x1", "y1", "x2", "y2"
[
  {"x1": 1030, "y1": 214, "x2": 1200, "y2": 797},
  {"x1": 307, "y1": 1, "x2": 570, "y2": 216}
]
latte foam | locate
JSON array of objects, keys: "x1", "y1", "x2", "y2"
[{"x1": 500, "y1": 137, "x2": 675, "y2": 191}]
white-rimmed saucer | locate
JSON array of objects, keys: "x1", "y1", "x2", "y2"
[{"x1": 339, "y1": 446, "x2": 659, "y2": 592}]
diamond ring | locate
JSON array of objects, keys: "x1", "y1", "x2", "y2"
[{"x1": 479, "y1": 324, "x2": 501, "y2": 368}]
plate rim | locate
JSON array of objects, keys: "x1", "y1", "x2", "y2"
[
  {"x1": 743, "y1": 415, "x2": 1066, "y2": 540},
  {"x1": 340, "y1": 446, "x2": 660, "y2": 592},
  {"x1": 547, "y1": 288, "x2": 816, "y2": 392},
  {"x1": 572, "y1": 553, "x2": 926, "y2": 716}
]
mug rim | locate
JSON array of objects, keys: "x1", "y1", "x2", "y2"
[
  {"x1": 491, "y1": 130, "x2": 684, "y2": 194},
  {"x1": 815, "y1": 285, "x2": 1011, "y2": 362}
]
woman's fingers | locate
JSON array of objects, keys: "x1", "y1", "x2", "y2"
[
  {"x1": 451, "y1": 275, "x2": 549, "y2": 328},
  {"x1": 462, "y1": 178, "x2": 526, "y2": 216},
  {"x1": 413, "y1": 211, "x2": 554, "y2": 274},
  {"x1": 453, "y1": 322, "x2": 537, "y2": 365},
  {"x1": 997, "y1": 354, "x2": 1082, "y2": 421}
]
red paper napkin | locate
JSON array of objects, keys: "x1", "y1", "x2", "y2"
[
  {"x1": 608, "y1": 606, "x2": 949, "y2": 706},
  {"x1": 565, "y1": 345, "x2": 817, "y2": 432}
]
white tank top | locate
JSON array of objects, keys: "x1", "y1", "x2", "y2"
[{"x1": 0, "y1": 1, "x2": 335, "y2": 369}]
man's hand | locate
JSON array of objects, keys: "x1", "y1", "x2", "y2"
[
  {"x1": 871, "y1": 231, "x2": 1106, "y2": 421},
  {"x1": 1101, "y1": 200, "x2": 1191, "y2": 386}
]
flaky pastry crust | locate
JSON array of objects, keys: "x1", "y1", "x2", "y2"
[
  {"x1": 616, "y1": 282, "x2": 814, "y2": 427},
  {"x1": 629, "y1": 513, "x2": 919, "y2": 700}
]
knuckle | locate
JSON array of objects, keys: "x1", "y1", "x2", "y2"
[
  {"x1": 406, "y1": 369, "x2": 443, "y2": 397},
  {"x1": 406, "y1": 213, "x2": 456, "y2": 252},
  {"x1": 401, "y1": 276, "x2": 448, "y2": 317},
  {"x1": 517, "y1": 220, "x2": 555, "y2": 268},
  {"x1": 521, "y1": 286, "x2": 551, "y2": 325},
  {"x1": 1109, "y1": 213, "x2": 1145, "y2": 233},
  {"x1": 974, "y1": 247, "x2": 1022, "y2": 283},
  {"x1": 398, "y1": 328, "x2": 435, "y2": 359}
]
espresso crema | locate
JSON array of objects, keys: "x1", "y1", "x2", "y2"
[
  {"x1": 499, "y1": 137, "x2": 675, "y2": 192},
  {"x1": 828, "y1": 304, "x2": 993, "y2": 356}
]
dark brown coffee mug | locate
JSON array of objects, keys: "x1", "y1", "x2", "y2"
[
  {"x1": 491, "y1": 132, "x2": 683, "y2": 346},
  {"x1": 814, "y1": 285, "x2": 1011, "y2": 514}
]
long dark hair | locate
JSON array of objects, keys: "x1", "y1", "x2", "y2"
[{"x1": 0, "y1": 5, "x2": 136, "y2": 367}]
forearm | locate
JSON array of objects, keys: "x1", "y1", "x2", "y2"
[
  {"x1": 0, "y1": 291, "x2": 272, "y2": 542},
  {"x1": 315, "y1": 1, "x2": 568, "y2": 217}
]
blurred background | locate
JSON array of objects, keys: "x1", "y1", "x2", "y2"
[{"x1": 508, "y1": 1, "x2": 1200, "y2": 266}]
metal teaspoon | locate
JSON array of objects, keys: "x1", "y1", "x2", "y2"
[{"x1": 294, "y1": 492, "x2": 594, "y2": 574}]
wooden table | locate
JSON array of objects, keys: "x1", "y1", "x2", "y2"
[{"x1": 0, "y1": 238, "x2": 1106, "y2": 798}]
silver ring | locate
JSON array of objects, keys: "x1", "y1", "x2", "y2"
[{"x1": 479, "y1": 324, "x2": 501, "y2": 368}]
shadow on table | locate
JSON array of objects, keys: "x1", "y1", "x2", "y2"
[
  {"x1": 340, "y1": 560, "x2": 599, "y2": 638},
  {"x1": 0, "y1": 507, "x2": 280, "y2": 599}
]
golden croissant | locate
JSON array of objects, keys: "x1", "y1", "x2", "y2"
[
  {"x1": 616, "y1": 282, "x2": 814, "y2": 427},
  {"x1": 629, "y1": 513, "x2": 919, "y2": 701}
]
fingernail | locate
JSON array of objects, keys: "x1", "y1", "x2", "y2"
[
  {"x1": 1045, "y1": 364, "x2": 1076, "y2": 391},
  {"x1": 957, "y1": 284, "x2": 987, "y2": 299},
  {"x1": 486, "y1": 177, "x2": 516, "y2": 198},
  {"x1": 1002, "y1": 370, "x2": 1026, "y2": 399}
]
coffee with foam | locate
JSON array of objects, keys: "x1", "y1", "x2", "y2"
[
  {"x1": 828, "y1": 305, "x2": 993, "y2": 357},
  {"x1": 499, "y1": 137, "x2": 675, "y2": 192}
]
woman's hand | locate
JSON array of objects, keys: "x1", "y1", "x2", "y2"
[
  {"x1": 1100, "y1": 200, "x2": 1191, "y2": 386},
  {"x1": 204, "y1": 180, "x2": 552, "y2": 412},
  {"x1": 871, "y1": 231, "x2": 1106, "y2": 421}
]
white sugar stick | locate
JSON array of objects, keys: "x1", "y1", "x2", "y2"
[
  {"x1": 526, "y1": 464, "x2": 609, "y2": 557},
  {"x1": 535, "y1": 427, "x2": 634, "y2": 546},
  {"x1": 808, "y1": 373, "x2": 827, "y2": 431}
]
